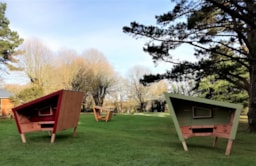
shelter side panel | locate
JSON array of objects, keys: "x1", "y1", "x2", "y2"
[
  {"x1": 171, "y1": 98, "x2": 235, "y2": 139},
  {"x1": 55, "y1": 91, "x2": 83, "y2": 132},
  {"x1": 171, "y1": 99, "x2": 234, "y2": 126}
]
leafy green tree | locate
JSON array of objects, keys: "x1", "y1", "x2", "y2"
[
  {"x1": 194, "y1": 46, "x2": 248, "y2": 105},
  {"x1": 123, "y1": 1, "x2": 256, "y2": 131},
  {"x1": 197, "y1": 75, "x2": 248, "y2": 105},
  {"x1": 10, "y1": 86, "x2": 44, "y2": 106},
  {"x1": 0, "y1": 2, "x2": 23, "y2": 62}
]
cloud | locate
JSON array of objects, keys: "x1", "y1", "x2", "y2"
[{"x1": 4, "y1": 0, "x2": 192, "y2": 78}]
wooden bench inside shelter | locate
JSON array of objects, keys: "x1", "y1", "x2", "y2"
[{"x1": 93, "y1": 106, "x2": 113, "y2": 122}]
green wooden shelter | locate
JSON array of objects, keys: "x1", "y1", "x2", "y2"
[{"x1": 164, "y1": 92, "x2": 243, "y2": 155}]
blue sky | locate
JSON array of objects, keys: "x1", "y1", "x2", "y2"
[{"x1": 2, "y1": 0, "x2": 194, "y2": 84}]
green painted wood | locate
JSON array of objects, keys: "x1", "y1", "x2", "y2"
[
  {"x1": 230, "y1": 107, "x2": 242, "y2": 139},
  {"x1": 164, "y1": 93, "x2": 184, "y2": 141}
]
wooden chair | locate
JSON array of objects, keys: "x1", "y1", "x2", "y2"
[{"x1": 93, "y1": 106, "x2": 113, "y2": 122}]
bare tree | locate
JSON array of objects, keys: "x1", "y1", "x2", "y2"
[
  {"x1": 127, "y1": 65, "x2": 151, "y2": 112},
  {"x1": 19, "y1": 38, "x2": 53, "y2": 88},
  {"x1": 71, "y1": 49, "x2": 117, "y2": 106},
  {"x1": 147, "y1": 80, "x2": 168, "y2": 100},
  {"x1": 54, "y1": 48, "x2": 80, "y2": 90},
  {"x1": 104, "y1": 76, "x2": 129, "y2": 112},
  {"x1": 168, "y1": 80, "x2": 196, "y2": 96}
]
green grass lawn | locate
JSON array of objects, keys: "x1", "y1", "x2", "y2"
[{"x1": 1, "y1": 113, "x2": 256, "y2": 166}]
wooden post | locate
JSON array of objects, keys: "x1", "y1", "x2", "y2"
[
  {"x1": 225, "y1": 139, "x2": 233, "y2": 155},
  {"x1": 72, "y1": 127, "x2": 77, "y2": 137},
  {"x1": 20, "y1": 133, "x2": 26, "y2": 143},
  {"x1": 48, "y1": 131, "x2": 52, "y2": 136},
  {"x1": 213, "y1": 137, "x2": 218, "y2": 147},
  {"x1": 182, "y1": 141, "x2": 188, "y2": 151},
  {"x1": 50, "y1": 133, "x2": 56, "y2": 143}
]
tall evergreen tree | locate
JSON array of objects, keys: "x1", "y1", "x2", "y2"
[
  {"x1": 123, "y1": 0, "x2": 256, "y2": 131},
  {"x1": 0, "y1": 2, "x2": 23, "y2": 62},
  {"x1": 197, "y1": 76, "x2": 248, "y2": 105}
]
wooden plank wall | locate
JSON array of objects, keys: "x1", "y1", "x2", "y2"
[
  {"x1": 1, "y1": 98, "x2": 14, "y2": 116},
  {"x1": 55, "y1": 90, "x2": 83, "y2": 132}
]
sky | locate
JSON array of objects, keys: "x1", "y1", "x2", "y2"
[{"x1": 2, "y1": 0, "x2": 194, "y2": 84}]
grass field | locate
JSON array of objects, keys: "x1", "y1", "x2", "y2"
[{"x1": 0, "y1": 113, "x2": 256, "y2": 166}]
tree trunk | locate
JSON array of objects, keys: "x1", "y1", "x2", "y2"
[
  {"x1": 93, "y1": 95, "x2": 104, "y2": 106},
  {"x1": 248, "y1": 67, "x2": 256, "y2": 131},
  {"x1": 247, "y1": 1, "x2": 256, "y2": 132},
  {"x1": 92, "y1": 87, "x2": 106, "y2": 106}
]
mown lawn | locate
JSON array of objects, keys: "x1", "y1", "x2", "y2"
[{"x1": 0, "y1": 113, "x2": 256, "y2": 166}]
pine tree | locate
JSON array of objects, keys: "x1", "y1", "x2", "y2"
[
  {"x1": 123, "y1": 0, "x2": 256, "y2": 131},
  {"x1": 0, "y1": 2, "x2": 23, "y2": 62}
]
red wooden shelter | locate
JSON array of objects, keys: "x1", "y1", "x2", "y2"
[{"x1": 12, "y1": 89, "x2": 83, "y2": 143}]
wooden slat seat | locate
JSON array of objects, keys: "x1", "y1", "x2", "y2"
[{"x1": 93, "y1": 106, "x2": 113, "y2": 122}]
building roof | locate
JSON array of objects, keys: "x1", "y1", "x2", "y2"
[{"x1": 0, "y1": 89, "x2": 13, "y2": 98}]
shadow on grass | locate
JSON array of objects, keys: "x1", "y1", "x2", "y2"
[{"x1": 21, "y1": 130, "x2": 77, "y2": 143}]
